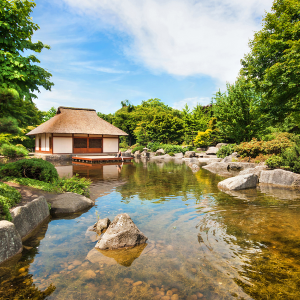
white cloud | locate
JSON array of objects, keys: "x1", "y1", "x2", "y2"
[
  {"x1": 62, "y1": 0, "x2": 273, "y2": 82},
  {"x1": 173, "y1": 97, "x2": 210, "y2": 110}
]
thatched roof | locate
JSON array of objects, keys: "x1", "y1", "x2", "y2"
[{"x1": 27, "y1": 107, "x2": 128, "y2": 136}]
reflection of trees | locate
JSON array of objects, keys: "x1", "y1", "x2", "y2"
[
  {"x1": 196, "y1": 192, "x2": 300, "y2": 299},
  {"x1": 117, "y1": 161, "x2": 208, "y2": 202}
]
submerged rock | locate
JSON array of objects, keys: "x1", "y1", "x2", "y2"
[
  {"x1": 188, "y1": 163, "x2": 200, "y2": 173},
  {"x1": 93, "y1": 218, "x2": 111, "y2": 233},
  {"x1": 218, "y1": 174, "x2": 258, "y2": 191},
  {"x1": 95, "y1": 213, "x2": 148, "y2": 250}
]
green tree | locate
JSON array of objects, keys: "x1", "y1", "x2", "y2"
[
  {"x1": 241, "y1": 0, "x2": 300, "y2": 121},
  {"x1": 0, "y1": 0, "x2": 53, "y2": 101},
  {"x1": 213, "y1": 77, "x2": 266, "y2": 143},
  {"x1": 43, "y1": 106, "x2": 56, "y2": 122}
]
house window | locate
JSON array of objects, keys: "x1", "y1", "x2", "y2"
[
  {"x1": 74, "y1": 138, "x2": 87, "y2": 148},
  {"x1": 89, "y1": 139, "x2": 102, "y2": 148}
]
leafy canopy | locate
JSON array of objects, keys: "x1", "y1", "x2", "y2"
[
  {"x1": 0, "y1": 0, "x2": 53, "y2": 100},
  {"x1": 241, "y1": 0, "x2": 300, "y2": 121}
]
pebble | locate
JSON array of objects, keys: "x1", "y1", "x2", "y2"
[
  {"x1": 106, "y1": 291, "x2": 114, "y2": 297},
  {"x1": 171, "y1": 295, "x2": 179, "y2": 300},
  {"x1": 191, "y1": 268, "x2": 197, "y2": 274},
  {"x1": 100, "y1": 271, "x2": 105, "y2": 275},
  {"x1": 82, "y1": 270, "x2": 96, "y2": 279},
  {"x1": 166, "y1": 290, "x2": 173, "y2": 296},
  {"x1": 161, "y1": 296, "x2": 171, "y2": 300},
  {"x1": 68, "y1": 265, "x2": 75, "y2": 270},
  {"x1": 72, "y1": 260, "x2": 82, "y2": 266},
  {"x1": 197, "y1": 292, "x2": 204, "y2": 298},
  {"x1": 171, "y1": 288, "x2": 178, "y2": 293},
  {"x1": 133, "y1": 281, "x2": 143, "y2": 286},
  {"x1": 187, "y1": 295, "x2": 197, "y2": 300}
]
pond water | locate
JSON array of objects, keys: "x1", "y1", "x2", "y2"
[{"x1": 1, "y1": 160, "x2": 300, "y2": 300}]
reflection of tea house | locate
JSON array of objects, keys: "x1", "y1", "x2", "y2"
[{"x1": 27, "y1": 107, "x2": 128, "y2": 154}]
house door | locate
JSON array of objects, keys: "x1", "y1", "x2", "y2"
[{"x1": 39, "y1": 138, "x2": 41, "y2": 151}]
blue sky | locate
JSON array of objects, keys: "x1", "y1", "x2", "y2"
[{"x1": 31, "y1": 0, "x2": 274, "y2": 114}]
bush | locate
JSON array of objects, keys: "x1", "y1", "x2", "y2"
[
  {"x1": 216, "y1": 144, "x2": 236, "y2": 158},
  {"x1": 0, "y1": 143, "x2": 28, "y2": 158},
  {"x1": 168, "y1": 152, "x2": 175, "y2": 157},
  {"x1": 132, "y1": 145, "x2": 144, "y2": 153},
  {"x1": 147, "y1": 142, "x2": 161, "y2": 152},
  {"x1": 193, "y1": 129, "x2": 212, "y2": 147},
  {"x1": 265, "y1": 155, "x2": 284, "y2": 169},
  {"x1": 0, "y1": 182, "x2": 21, "y2": 221},
  {"x1": 0, "y1": 158, "x2": 59, "y2": 182},
  {"x1": 235, "y1": 133, "x2": 293, "y2": 158},
  {"x1": 281, "y1": 142, "x2": 300, "y2": 173}
]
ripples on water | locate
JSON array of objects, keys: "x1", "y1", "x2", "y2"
[{"x1": 1, "y1": 160, "x2": 300, "y2": 299}]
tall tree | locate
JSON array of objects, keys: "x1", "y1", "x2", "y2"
[
  {"x1": 213, "y1": 77, "x2": 266, "y2": 143},
  {"x1": 241, "y1": 0, "x2": 300, "y2": 121},
  {"x1": 0, "y1": 0, "x2": 53, "y2": 101}
]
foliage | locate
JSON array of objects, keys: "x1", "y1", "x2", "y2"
[
  {"x1": 0, "y1": 182, "x2": 21, "y2": 220},
  {"x1": 241, "y1": 0, "x2": 300, "y2": 122},
  {"x1": 280, "y1": 141, "x2": 300, "y2": 173},
  {"x1": 0, "y1": 0, "x2": 53, "y2": 101},
  {"x1": 0, "y1": 116, "x2": 19, "y2": 134},
  {"x1": 0, "y1": 143, "x2": 28, "y2": 158},
  {"x1": 213, "y1": 77, "x2": 266, "y2": 143},
  {"x1": 193, "y1": 129, "x2": 212, "y2": 147},
  {"x1": 0, "y1": 158, "x2": 58, "y2": 182},
  {"x1": 132, "y1": 145, "x2": 144, "y2": 153},
  {"x1": 7, "y1": 175, "x2": 92, "y2": 197},
  {"x1": 43, "y1": 106, "x2": 56, "y2": 122},
  {"x1": 235, "y1": 133, "x2": 293, "y2": 158},
  {"x1": 216, "y1": 144, "x2": 236, "y2": 158},
  {"x1": 265, "y1": 155, "x2": 284, "y2": 169}
]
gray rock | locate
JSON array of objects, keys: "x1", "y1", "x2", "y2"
[
  {"x1": 174, "y1": 152, "x2": 183, "y2": 159},
  {"x1": 227, "y1": 162, "x2": 256, "y2": 171},
  {"x1": 47, "y1": 192, "x2": 94, "y2": 215},
  {"x1": 203, "y1": 154, "x2": 218, "y2": 159},
  {"x1": 94, "y1": 218, "x2": 111, "y2": 233},
  {"x1": 222, "y1": 152, "x2": 240, "y2": 163},
  {"x1": 218, "y1": 174, "x2": 258, "y2": 191},
  {"x1": 216, "y1": 143, "x2": 228, "y2": 149},
  {"x1": 95, "y1": 213, "x2": 148, "y2": 250},
  {"x1": 202, "y1": 162, "x2": 229, "y2": 172},
  {"x1": 260, "y1": 169, "x2": 300, "y2": 187},
  {"x1": 196, "y1": 147, "x2": 207, "y2": 151},
  {"x1": 156, "y1": 148, "x2": 165, "y2": 155},
  {"x1": 198, "y1": 158, "x2": 222, "y2": 164},
  {"x1": 11, "y1": 196, "x2": 50, "y2": 240},
  {"x1": 134, "y1": 151, "x2": 141, "y2": 158},
  {"x1": 239, "y1": 165, "x2": 267, "y2": 177},
  {"x1": 206, "y1": 147, "x2": 218, "y2": 155},
  {"x1": 259, "y1": 184, "x2": 300, "y2": 201},
  {"x1": 0, "y1": 221, "x2": 22, "y2": 264},
  {"x1": 184, "y1": 151, "x2": 195, "y2": 158}
]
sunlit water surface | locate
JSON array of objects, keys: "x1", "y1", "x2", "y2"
[{"x1": 1, "y1": 160, "x2": 300, "y2": 300}]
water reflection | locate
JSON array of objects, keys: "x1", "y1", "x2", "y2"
[{"x1": 2, "y1": 160, "x2": 300, "y2": 299}]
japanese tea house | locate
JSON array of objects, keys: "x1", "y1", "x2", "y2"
[{"x1": 27, "y1": 107, "x2": 128, "y2": 154}]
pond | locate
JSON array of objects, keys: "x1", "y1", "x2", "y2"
[{"x1": 1, "y1": 159, "x2": 300, "y2": 299}]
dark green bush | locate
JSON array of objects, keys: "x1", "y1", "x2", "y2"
[
  {"x1": 217, "y1": 144, "x2": 236, "y2": 158},
  {"x1": 147, "y1": 142, "x2": 161, "y2": 152},
  {"x1": 0, "y1": 143, "x2": 28, "y2": 158},
  {"x1": 265, "y1": 155, "x2": 283, "y2": 169},
  {"x1": 168, "y1": 152, "x2": 175, "y2": 157},
  {"x1": 0, "y1": 182, "x2": 21, "y2": 221},
  {"x1": 281, "y1": 143, "x2": 300, "y2": 173},
  {"x1": 0, "y1": 158, "x2": 59, "y2": 182}
]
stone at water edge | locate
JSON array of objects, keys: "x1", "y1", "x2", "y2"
[
  {"x1": 93, "y1": 218, "x2": 111, "y2": 233},
  {"x1": 205, "y1": 147, "x2": 218, "y2": 155},
  {"x1": 184, "y1": 151, "x2": 195, "y2": 158},
  {"x1": 218, "y1": 174, "x2": 258, "y2": 191},
  {"x1": 95, "y1": 213, "x2": 148, "y2": 250}
]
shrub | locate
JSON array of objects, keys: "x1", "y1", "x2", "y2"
[
  {"x1": 193, "y1": 129, "x2": 212, "y2": 147},
  {"x1": 132, "y1": 145, "x2": 144, "y2": 153},
  {"x1": 147, "y1": 142, "x2": 161, "y2": 152},
  {"x1": 216, "y1": 144, "x2": 236, "y2": 158},
  {"x1": 235, "y1": 133, "x2": 293, "y2": 158},
  {"x1": 0, "y1": 143, "x2": 28, "y2": 158},
  {"x1": 0, "y1": 158, "x2": 59, "y2": 182},
  {"x1": 281, "y1": 142, "x2": 300, "y2": 173},
  {"x1": 168, "y1": 152, "x2": 175, "y2": 157},
  {"x1": 265, "y1": 155, "x2": 283, "y2": 169},
  {"x1": 0, "y1": 182, "x2": 21, "y2": 221}
]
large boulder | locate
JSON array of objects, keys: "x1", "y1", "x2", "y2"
[
  {"x1": 260, "y1": 169, "x2": 300, "y2": 187},
  {"x1": 239, "y1": 165, "x2": 267, "y2": 177},
  {"x1": 184, "y1": 151, "x2": 195, "y2": 158},
  {"x1": 206, "y1": 147, "x2": 218, "y2": 155},
  {"x1": 202, "y1": 162, "x2": 229, "y2": 172},
  {"x1": 156, "y1": 148, "x2": 165, "y2": 155},
  {"x1": 95, "y1": 213, "x2": 148, "y2": 250},
  {"x1": 0, "y1": 221, "x2": 22, "y2": 264},
  {"x1": 198, "y1": 158, "x2": 222, "y2": 164},
  {"x1": 174, "y1": 152, "x2": 184, "y2": 159},
  {"x1": 222, "y1": 152, "x2": 240, "y2": 163},
  {"x1": 47, "y1": 192, "x2": 94, "y2": 215},
  {"x1": 11, "y1": 196, "x2": 50, "y2": 240},
  {"x1": 218, "y1": 174, "x2": 258, "y2": 191}
]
